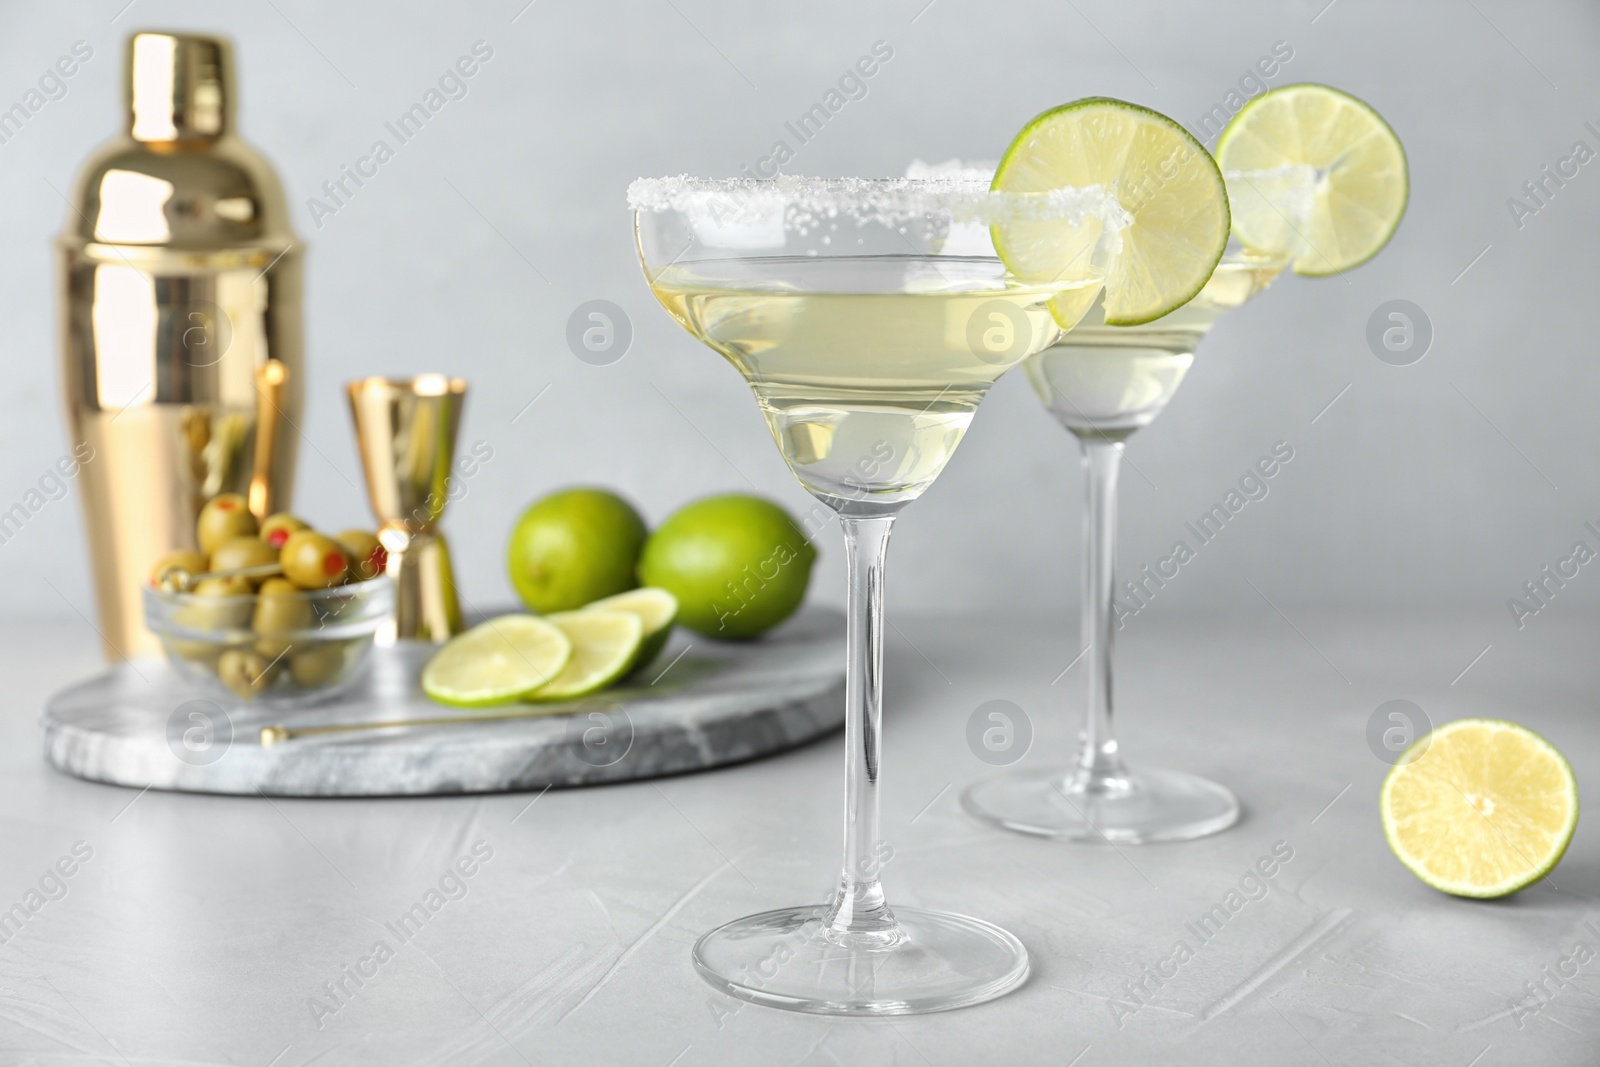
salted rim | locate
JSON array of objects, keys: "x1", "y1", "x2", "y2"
[
  {"x1": 627, "y1": 174, "x2": 1123, "y2": 229},
  {"x1": 904, "y1": 158, "x2": 999, "y2": 182},
  {"x1": 1222, "y1": 165, "x2": 1318, "y2": 252}
]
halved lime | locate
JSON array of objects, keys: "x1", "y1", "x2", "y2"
[
  {"x1": 528, "y1": 610, "x2": 645, "y2": 702},
  {"x1": 583, "y1": 587, "x2": 678, "y2": 669},
  {"x1": 421, "y1": 615, "x2": 572, "y2": 709},
  {"x1": 1381, "y1": 719, "x2": 1578, "y2": 899},
  {"x1": 992, "y1": 97, "x2": 1230, "y2": 326},
  {"x1": 1216, "y1": 83, "x2": 1407, "y2": 276}
]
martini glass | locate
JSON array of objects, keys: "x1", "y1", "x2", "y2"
[
  {"x1": 631, "y1": 175, "x2": 1104, "y2": 1014},
  {"x1": 962, "y1": 244, "x2": 1287, "y2": 843}
]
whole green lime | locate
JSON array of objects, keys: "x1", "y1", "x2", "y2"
[
  {"x1": 507, "y1": 488, "x2": 648, "y2": 613},
  {"x1": 639, "y1": 495, "x2": 816, "y2": 640}
]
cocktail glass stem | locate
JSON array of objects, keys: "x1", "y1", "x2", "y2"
[
  {"x1": 824, "y1": 513, "x2": 902, "y2": 945},
  {"x1": 1070, "y1": 437, "x2": 1132, "y2": 794},
  {"x1": 689, "y1": 499, "x2": 1027, "y2": 1011},
  {"x1": 961, "y1": 421, "x2": 1241, "y2": 842}
]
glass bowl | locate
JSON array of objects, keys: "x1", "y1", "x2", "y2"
[{"x1": 143, "y1": 577, "x2": 394, "y2": 705}]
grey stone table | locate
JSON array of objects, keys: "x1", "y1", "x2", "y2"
[{"x1": 5, "y1": 608, "x2": 1599, "y2": 1066}]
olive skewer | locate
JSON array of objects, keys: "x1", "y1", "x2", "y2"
[{"x1": 155, "y1": 562, "x2": 284, "y2": 593}]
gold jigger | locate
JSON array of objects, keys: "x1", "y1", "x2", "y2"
[{"x1": 346, "y1": 375, "x2": 467, "y2": 643}]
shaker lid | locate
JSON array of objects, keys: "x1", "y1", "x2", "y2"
[
  {"x1": 127, "y1": 32, "x2": 233, "y2": 143},
  {"x1": 60, "y1": 30, "x2": 295, "y2": 249}
]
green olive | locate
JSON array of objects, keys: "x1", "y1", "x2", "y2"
[
  {"x1": 334, "y1": 530, "x2": 386, "y2": 582},
  {"x1": 279, "y1": 530, "x2": 349, "y2": 589},
  {"x1": 167, "y1": 637, "x2": 221, "y2": 667},
  {"x1": 260, "y1": 513, "x2": 310, "y2": 550},
  {"x1": 148, "y1": 549, "x2": 207, "y2": 589},
  {"x1": 195, "y1": 576, "x2": 253, "y2": 596},
  {"x1": 252, "y1": 577, "x2": 314, "y2": 658},
  {"x1": 210, "y1": 536, "x2": 279, "y2": 582},
  {"x1": 197, "y1": 494, "x2": 258, "y2": 555},
  {"x1": 217, "y1": 648, "x2": 278, "y2": 700},
  {"x1": 289, "y1": 642, "x2": 347, "y2": 687},
  {"x1": 173, "y1": 576, "x2": 253, "y2": 632}
]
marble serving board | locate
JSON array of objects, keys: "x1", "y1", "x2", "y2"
[{"x1": 41, "y1": 606, "x2": 845, "y2": 797}]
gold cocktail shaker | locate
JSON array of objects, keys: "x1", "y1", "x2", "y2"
[{"x1": 59, "y1": 32, "x2": 303, "y2": 661}]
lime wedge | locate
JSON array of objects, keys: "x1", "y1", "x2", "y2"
[
  {"x1": 421, "y1": 615, "x2": 572, "y2": 709},
  {"x1": 1216, "y1": 83, "x2": 1407, "y2": 276},
  {"x1": 1382, "y1": 719, "x2": 1578, "y2": 899},
  {"x1": 528, "y1": 610, "x2": 645, "y2": 702},
  {"x1": 992, "y1": 97, "x2": 1230, "y2": 326},
  {"x1": 583, "y1": 587, "x2": 678, "y2": 669}
]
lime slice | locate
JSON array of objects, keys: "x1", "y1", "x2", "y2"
[
  {"x1": 422, "y1": 615, "x2": 572, "y2": 709},
  {"x1": 1216, "y1": 83, "x2": 1407, "y2": 276},
  {"x1": 583, "y1": 587, "x2": 678, "y2": 669},
  {"x1": 528, "y1": 611, "x2": 645, "y2": 702},
  {"x1": 1382, "y1": 719, "x2": 1578, "y2": 899},
  {"x1": 992, "y1": 97, "x2": 1230, "y2": 326}
]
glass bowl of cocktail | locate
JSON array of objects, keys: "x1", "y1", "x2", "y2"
[
  {"x1": 962, "y1": 85, "x2": 1409, "y2": 844},
  {"x1": 629, "y1": 98, "x2": 1241, "y2": 1017}
]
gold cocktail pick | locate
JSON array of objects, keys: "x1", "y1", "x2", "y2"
[
  {"x1": 259, "y1": 705, "x2": 575, "y2": 745},
  {"x1": 248, "y1": 359, "x2": 291, "y2": 521},
  {"x1": 155, "y1": 561, "x2": 283, "y2": 592}
]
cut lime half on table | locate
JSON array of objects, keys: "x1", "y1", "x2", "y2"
[
  {"x1": 528, "y1": 610, "x2": 645, "y2": 702},
  {"x1": 421, "y1": 615, "x2": 573, "y2": 709},
  {"x1": 991, "y1": 97, "x2": 1231, "y2": 326},
  {"x1": 1216, "y1": 83, "x2": 1408, "y2": 276},
  {"x1": 1381, "y1": 719, "x2": 1578, "y2": 899},
  {"x1": 583, "y1": 587, "x2": 678, "y2": 669}
]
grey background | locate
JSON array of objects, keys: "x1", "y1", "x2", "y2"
[{"x1": 3, "y1": 0, "x2": 1598, "y2": 652}]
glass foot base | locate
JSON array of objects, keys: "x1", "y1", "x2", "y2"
[
  {"x1": 962, "y1": 766, "x2": 1240, "y2": 843},
  {"x1": 692, "y1": 904, "x2": 1029, "y2": 1016}
]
